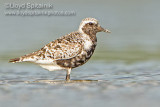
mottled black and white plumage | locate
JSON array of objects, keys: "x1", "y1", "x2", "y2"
[{"x1": 9, "y1": 18, "x2": 110, "y2": 81}]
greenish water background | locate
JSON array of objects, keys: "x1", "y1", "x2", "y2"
[
  {"x1": 0, "y1": 0, "x2": 160, "y2": 107},
  {"x1": 0, "y1": 0, "x2": 160, "y2": 62}
]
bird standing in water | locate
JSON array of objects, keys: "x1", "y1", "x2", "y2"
[{"x1": 9, "y1": 18, "x2": 110, "y2": 81}]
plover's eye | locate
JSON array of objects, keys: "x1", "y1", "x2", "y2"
[{"x1": 89, "y1": 22, "x2": 93, "y2": 25}]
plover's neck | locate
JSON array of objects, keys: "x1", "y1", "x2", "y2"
[{"x1": 79, "y1": 29, "x2": 97, "y2": 43}]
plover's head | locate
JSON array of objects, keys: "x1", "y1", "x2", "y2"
[{"x1": 79, "y1": 18, "x2": 110, "y2": 35}]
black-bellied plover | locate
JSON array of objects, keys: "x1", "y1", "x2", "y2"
[{"x1": 9, "y1": 18, "x2": 110, "y2": 81}]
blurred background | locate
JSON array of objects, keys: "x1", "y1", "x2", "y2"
[
  {"x1": 0, "y1": 0, "x2": 160, "y2": 62},
  {"x1": 0, "y1": 0, "x2": 160, "y2": 107}
]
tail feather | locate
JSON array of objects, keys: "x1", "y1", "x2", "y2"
[
  {"x1": 9, "y1": 58, "x2": 20, "y2": 63},
  {"x1": 9, "y1": 51, "x2": 40, "y2": 63}
]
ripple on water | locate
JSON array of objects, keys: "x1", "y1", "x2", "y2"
[{"x1": 1, "y1": 61, "x2": 160, "y2": 107}]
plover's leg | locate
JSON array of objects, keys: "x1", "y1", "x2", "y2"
[{"x1": 66, "y1": 68, "x2": 71, "y2": 81}]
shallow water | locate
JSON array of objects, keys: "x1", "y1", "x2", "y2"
[
  {"x1": 1, "y1": 0, "x2": 160, "y2": 107},
  {"x1": 1, "y1": 61, "x2": 160, "y2": 107}
]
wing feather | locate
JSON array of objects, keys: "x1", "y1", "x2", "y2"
[
  {"x1": 18, "y1": 32, "x2": 83, "y2": 62},
  {"x1": 38, "y1": 32, "x2": 83, "y2": 61}
]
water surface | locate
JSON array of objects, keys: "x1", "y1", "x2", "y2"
[
  {"x1": 1, "y1": 60, "x2": 160, "y2": 107},
  {"x1": 0, "y1": 0, "x2": 160, "y2": 107}
]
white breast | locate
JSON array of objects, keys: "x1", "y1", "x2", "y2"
[
  {"x1": 84, "y1": 40, "x2": 93, "y2": 50},
  {"x1": 82, "y1": 34, "x2": 93, "y2": 50}
]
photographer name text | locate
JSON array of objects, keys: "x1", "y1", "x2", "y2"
[{"x1": 5, "y1": 3, "x2": 54, "y2": 10}]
